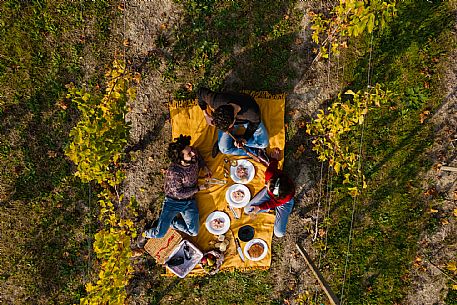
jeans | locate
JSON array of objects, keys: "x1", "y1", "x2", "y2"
[
  {"x1": 218, "y1": 122, "x2": 269, "y2": 156},
  {"x1": 144, "y1": 197, "x2": 200, "y2": 238},
  {"x1": 247, "y1": 187, "x2": 294, "y2": 238}
]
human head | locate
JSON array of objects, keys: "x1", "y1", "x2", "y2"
[
  {"x1": 168, "y1": 135, "x2": 196, "y2": 165},
  {"x1": 212, "y1": 104, "x2": 235, "y2": 131},
  {"x1": 267, "y1": 174, "x2": 293, "y2": 200}
]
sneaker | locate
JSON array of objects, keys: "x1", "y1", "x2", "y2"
[
  {"x1": 136, "y1": 234, "x2": 148, "y2": 248},
  {"x1": 211, "y1": 141, "x2": 220, "y2": 158},
  {"x1": 131, "y1": 248, "x2": 145, "y2": 257},
  {"x1": 167, "y1": 256, "x2": 184, "y2": 267}
]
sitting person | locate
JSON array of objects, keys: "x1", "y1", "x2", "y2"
[
  {"x1": 143, "y1": 135, "x2": 211, "y2": 239},
  {"x1": 245, "y1": 148, "x2": 295, "y2": 238},
  {"x1": 198, "y1": 87, "x2": 269, "y2": 161}
]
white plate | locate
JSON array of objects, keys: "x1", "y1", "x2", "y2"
[
  {"x1": 205, "y1": 211, "x2": 231, "y2": 235},
  {"x1": 230, "y1": 159, "x2": 255, "y2": 184},
  {"x1": 225, "y1": 184, "x2": 251, "y2": 208},
  {"x1": 243, "y1": 238, "x2": 268, "y2": 261}
]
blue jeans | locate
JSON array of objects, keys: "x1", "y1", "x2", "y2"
[
  {"x1": 144, "y1": 197, "x2": 200, "y2": 238},
  {"x1": 247, "y1": 187, "x2": 294, "y2": 238},
  {"x1": 218, "y1": 122, "x2": 269, "y2": 156}
]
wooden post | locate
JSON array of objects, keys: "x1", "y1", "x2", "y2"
[
  {"x1": 295, "y1": 243, "x2": 340, "y2": 305},
  {"x1": 440, "y1": 166, "x2": 457, "y2": 172}
]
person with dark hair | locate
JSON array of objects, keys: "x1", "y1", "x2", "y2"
[
  {"x1": 143, "y1": 134, "x2": 211, "y2": 239},
  {"x1": 244, "y1": 148, "x2": 295, "y2": 238},
  {"x1": 198, "y1": 87, "x2": 269, "y2": 159}
]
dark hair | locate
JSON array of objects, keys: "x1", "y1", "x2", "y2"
[
  {"x1": 213, "y1": 105, "x2": 235, "y2": 131},
  {"x1": 268, "y1": 174, "x2": 293, "y2": 199},
  {"x1": 168, "y1": 135, "x2": 191, "y2": 164}
]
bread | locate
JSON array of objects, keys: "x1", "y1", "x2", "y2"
[{"x1": 248, "y1": 243, "x2": 264, "y2": 258}]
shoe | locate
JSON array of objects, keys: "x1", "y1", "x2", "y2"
[
  {"x1": 183, "y1": 241, "x2": 193, "y2": 260},
  {"x1": 131, "y1": 248, "x2": 145, "y2": 257},
  {"x1": 136, "y1": 234, "x2": 148, "y2": 248},
  {"x1": 256, "y1": 148, "x2": 270, "y2": 165},
  {"x1": 211, "y1": 141, "x2": 220, "y2": 158},
  {"x1": 167, "y1": 256, "x2": 184, "y2": 266}
]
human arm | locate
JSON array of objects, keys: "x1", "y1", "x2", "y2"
[
  {"x1": 257, "y1": 194, "x2": 293, "y2": 210},
  {"x1": 243, "y1": 121, "x2": 260, "y2": 141}
]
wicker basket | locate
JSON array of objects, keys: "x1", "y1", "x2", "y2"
[{"x1": 144, "y1": 229, "x2": 182, "y2": 264}]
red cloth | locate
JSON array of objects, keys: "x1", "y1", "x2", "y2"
[{"x1": 258, "y1": 159, "x2": 295, "y2": 210}]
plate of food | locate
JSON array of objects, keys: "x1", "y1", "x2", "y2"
[
  {"x1": 225, "y1": 184, "x2": 251, "y2": 208},
  {"x1": 205, "y1": 211, "x2": 230, "y2": 235},
  {"x1": 230, "y1": 159, "x2": 255, "y2": 184},
  {"x1": 243, "y1": 238, "x2": 268, "y2": 261}
]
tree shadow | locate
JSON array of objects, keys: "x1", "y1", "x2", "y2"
[{"x1": 316, "y1": 1, "x2": 455, "y2": 302}]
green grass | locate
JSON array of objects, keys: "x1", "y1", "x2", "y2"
[
  {"x1": 145, "y1": 270, "x2": 279, "y2": 305},
  {"x1": 155, "y1": 0, "x2": 302, "y2": 98},
  {"x1": 0, "y1": 0, "x2": 116, "y2": 303},
  {"x1": 316, "y1": 1, "x2": 456, "y2": 304},
  {"x1": 1, "y1": 0, "x2": 456, "y2": 304}
]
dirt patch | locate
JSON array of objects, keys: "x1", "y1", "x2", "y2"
[
  {"x1": 404, "y1": 42, "x2": 457, "y2": 305},
  {"x1": 120, "y1": 1, "x2": 456, "y2": 304}
]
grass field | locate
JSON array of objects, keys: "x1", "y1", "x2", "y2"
[
  {"x1": 0, "y1": 1, "x2": 116, "y2": 303},
  {"x1": 1, "y1": 0, "x2": 456, "y2": 304}
]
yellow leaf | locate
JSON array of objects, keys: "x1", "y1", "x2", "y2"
[
  {"x1": 447, "y1": 261, "x2": 457, "y2": 272},
  {"x1": 430, "y1": 208, "x2": 439, "y2": 213},
  {"x1": 453, "y1": 208, "x2": 457, "y2": 217},
  {"x1": 452, "y1": 284, "x2": 457, "y2": 290}
]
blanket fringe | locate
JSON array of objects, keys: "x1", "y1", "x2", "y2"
[
  {"x1": 161, "y1": 265, "x2": 270, "y2": 277},
  {"x1": 167, "y1": 92, "x2": 285, "y2": 109},
  {"x1": 167, "y1": 99, "x2": 198, "y2": 109},
  {"x1": 241, "y1": 90, "x2": 286, "y2": 100}
]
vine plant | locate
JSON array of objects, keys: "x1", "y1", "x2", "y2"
[
  {"x1": 309, "y1": 0, "x2": 397, "y2": 59},
  {"x1": 65, "y1": 60, "x2": 140, "y2": 304},
  {"x1": 306, "y1": 84, "x2": 393, "y2": 196}
]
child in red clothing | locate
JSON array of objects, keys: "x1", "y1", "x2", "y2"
[{"x1": 245, "y1": 148, "x2": 295, "y2": 237}]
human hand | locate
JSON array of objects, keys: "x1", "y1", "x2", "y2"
[
  {"x1": 204, "y1": 112, "x2": 214, "y2": 126},
  {"x1": 270, "y1": 148, "x2": 281, "y2": 160},
  {"x1": 203, "y1": 166, "x2": 212, "y2": 178},
  {"x1": 234, "y1": 138, "x2": 247, "y2": 148},
  {"x1": 250, "y1": 206, "x2": 261, "y2": 215},
  {"x1": 198, "y1": 182, "x2": 210, "y2": 191}
]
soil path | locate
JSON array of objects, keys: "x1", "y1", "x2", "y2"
[{"x1": 120, "y1": 1, "x2": 457, "y2": 304}]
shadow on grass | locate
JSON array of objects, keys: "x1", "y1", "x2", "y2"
[
  {"x1": 0, "y1": 75, "x2": 98, "y2": 302},
  {"x1": 155, "y1": 0, "x2": 310, "y2": 93},
  {"x1": 320, "y1": 1, "x2": 455, "y2": 303}
]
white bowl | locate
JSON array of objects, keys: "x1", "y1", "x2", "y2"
[
  {"x1": 230, "y1": 159, "x2": 255, "y2": 184},
  {"x1": 243, "y1": 238, "x2": 268, "y2": 261},
  {"x1": 225, "y1": 184, "x2": 251, "y2": 208},
  {"x1": 205, "y1": 211, "x2": 230, "y2": 235}
]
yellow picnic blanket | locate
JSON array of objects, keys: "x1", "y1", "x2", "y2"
[{"x1": 167, "y1": 92, "x2": 285, "y2": 274}]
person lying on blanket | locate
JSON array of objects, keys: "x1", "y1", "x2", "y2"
[
  {"x1": 143, "y1": 134, "x2": 211, "y2": 239},
  {"x1": 245, "y1": 148, "x2": 295, "y2": 238},
  {"x1": 198, "y1": 87, "x2": 269, "y2": 162}
]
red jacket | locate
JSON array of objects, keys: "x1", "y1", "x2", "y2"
[{"x1": 258, "y1": 159, "x2": 295, "y2": 210}]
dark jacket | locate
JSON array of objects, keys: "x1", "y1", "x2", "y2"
[{"x1": 198, "y1": 88, "x2": 261, "y2": 140}]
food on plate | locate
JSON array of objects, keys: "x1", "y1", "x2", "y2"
[
  {"x1": 231, "y1": 189, "x2": 245, "y2": 202},
  {"x1": 235, "y1": 165, "x2": 249, "y2": 181},
  {"x1": 248, "y1": 243, "x2": 264, "y2": 259},
  {"x1": 200, "y1": 251, "x2": 223, "y2": 274},
  {"x1": 210, "y1": 218, "x2": 225, "y2": 230}
]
